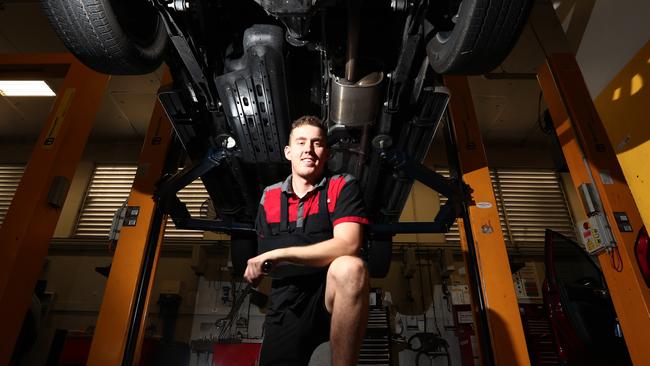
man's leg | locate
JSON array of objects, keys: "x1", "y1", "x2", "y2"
[{"x1": 325, "y1": 255, "x2": 369, "y2": 365}]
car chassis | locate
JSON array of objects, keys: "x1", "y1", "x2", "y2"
[{"x1": 42, "y1": 0, "x2": 532, "y2": 274}]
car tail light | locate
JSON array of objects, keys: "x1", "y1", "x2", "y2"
[{"x1": 634, "y1": 226, "x2": 650, "y2": 287}]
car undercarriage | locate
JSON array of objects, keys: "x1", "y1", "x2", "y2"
[{"x1": 42, "y1": 0, "x2": 532, "y2": 276}]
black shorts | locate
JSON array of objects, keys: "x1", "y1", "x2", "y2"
[{"x1": 258, "y1": 271, "x2": 331, "y2": 366}]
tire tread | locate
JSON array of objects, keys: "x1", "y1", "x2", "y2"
[
  {"x1": 427, "y1": 0, "x2": 533, "y2": 75},
  {"x1": 41, "y1": 0, "x2": 166, "y2": 75}
]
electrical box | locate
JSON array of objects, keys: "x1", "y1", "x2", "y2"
[
  {"x1": 578, "y1": 216, "x2": 613, "y2": 255},
  {"x1": 577, "y1": 183, "x2": 616, "y2": 254}
]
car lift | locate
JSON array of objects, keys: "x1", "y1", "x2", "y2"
[
  {"x1": 531, "y1": 1, "x2": 650, "y2": 363},
  {"x1": 1, "y1": 3, "x2": 649, "y2": 365},
  {"x1": 444, "y1": 75, "x2": 532, "y2": 366},
  {"x1": 0, "y1": 54, "x2": 110, "y2": 364}
]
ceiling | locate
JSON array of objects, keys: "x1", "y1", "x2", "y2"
[
  {"x1": 0, "y1": 1, "x2": 592, "y2": 150},
  {"x1": 0, "y1": 1, "x2": 162, "y2": 143}
]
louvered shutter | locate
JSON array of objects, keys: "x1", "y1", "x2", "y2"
[
  {"x1": 493, "y1": 169, "x2": 575, "y2": 255},
  {"x1": 75, "y1": 165, "x2": 138, "y2": 237},
  {"x1": 0, "y1": 165, "x2": 25, "y2": 228},
  {"x1": 76, "y1": 164, "x2": 209, "y2": 239}
]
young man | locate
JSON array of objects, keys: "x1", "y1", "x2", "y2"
[{"x1": 244, "y1": 115, "x2": 370, "y2": 365}]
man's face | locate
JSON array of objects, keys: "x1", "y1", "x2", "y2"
[{"x1": 284, "y1": 124, "x2": 328, "y2": 181}]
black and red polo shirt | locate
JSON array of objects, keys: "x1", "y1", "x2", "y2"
[{"x1": 256, "y1": 173, "x2": 369, "y2": 278}]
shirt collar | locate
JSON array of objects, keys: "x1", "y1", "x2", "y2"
[{"x1": 281, "y1": 174, "x2": 327, "y2": 196}]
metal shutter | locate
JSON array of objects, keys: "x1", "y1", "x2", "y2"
[
  {"x1": 438, "y1": 168, "x2": 575, "y2": 255},
  {"x1": 0, "y1": 165, "x2": 25, "y2": 228},
  {"x1": 75, "y1": 165, "x2": 138, "y2": 237},
  {"x1": 75, "y1": 164, "x2": 209, "y2": 239},
  {"x1": 492, "y1": 169, "x2": 575, "y2": 255}
]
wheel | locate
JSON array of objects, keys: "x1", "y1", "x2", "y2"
[
  {"x1": 230, "y1": 234, "x2": 257, "y2": 277},
  {"x1": 41, "y1": 0, "x2": 167, "y2": 75},
  {"x1": 426, "y1": 0, "x2": 533, "y2": 75}
]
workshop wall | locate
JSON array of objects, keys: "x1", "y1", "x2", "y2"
[
  {"x1": 4, "y1": 122, "x2": 561, "y2": 363},
  {"x1": 573, "y1": 0, "x2": 650, "y2": 99},
  {"x1": 593, "y1": 40, "x2": 650, "y2": 233}
]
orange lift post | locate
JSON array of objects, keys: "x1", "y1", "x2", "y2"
[
  {"x1": 529, "y1": 1, "x2": 650, "y2": 363},
  {"x1": 0, "y1": 54, "x2": 110, "y2": 364},
  {"x1": 444, "y1": 75, "x2": 532, "y2": 366},
  {"x1": 538, "y1": 54, "x2": 650, "y2": 364},
  {"x1": 87, "y1": 70, "x2": 174, "y2": 366}
]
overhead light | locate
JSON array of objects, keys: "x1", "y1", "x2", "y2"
[{"x1": 0, "y1": 80, "x2": 56, "y2": 97}]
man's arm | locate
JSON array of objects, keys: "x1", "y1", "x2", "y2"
[
  {"x1": 245, "y1": 175, "x2": 367, "y2": 285},
  {"x1": 268, "y1": 221, "x2": 363, "y2": 266},
  {"x1": 243, "y1": 222, "x2": 363, "y2": 284}
]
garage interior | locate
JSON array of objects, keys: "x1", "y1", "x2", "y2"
[{"x1": 0, "y1": 0, "x2": 649, "y2": 365}]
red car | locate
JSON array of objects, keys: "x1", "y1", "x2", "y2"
[{"x1": 543, "y1": 229, "x2": 631, "y2": 365}]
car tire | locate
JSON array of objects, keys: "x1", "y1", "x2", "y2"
[
  {"x1": 426, "y1": 0, "x2": 533, "y2": 75},
  {"x1": 41, "y1": 0, "x2": 167, "y2": 75},
  {"x1": 230, "y1": 234, "x2": 257, "y2": 277}
]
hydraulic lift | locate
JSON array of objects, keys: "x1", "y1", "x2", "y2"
[
  {"x1": 0, "y1": 54, "x2": 110, "y2": 364},
  {"x1": 531, "y1": 1, "x2": 650, "y2": 363},
  {"x1": 444, "y1": 75, "x2": 531, "y2": 366},
  {"x1": 87, "y1": 70, "x2": 176, "y2": 365},
  {"x1": 2, "y1": 3, "x2": 650, "y2": 365}
]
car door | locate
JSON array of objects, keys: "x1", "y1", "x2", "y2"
[{"x1": 542, "y1": 229, "x2": 630, "y2": 365}]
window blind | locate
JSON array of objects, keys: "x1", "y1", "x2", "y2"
[
  {"x1": 0, "y1": 164, "x2": 25, "y2": 228},
  {"x1": 75, "y1": 165, "x2": 138, "y2": 237},
  {"x1": 75, "y1": 164, "x2": 209, "y2": 239}
]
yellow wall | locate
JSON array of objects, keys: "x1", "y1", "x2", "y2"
[{"x1": 594, "y1": 40, "x2": 650, "y2": 230}]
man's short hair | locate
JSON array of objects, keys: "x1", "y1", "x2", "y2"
[{"x1": 289, "y1": 115, "x2": 327, "y2": 142}]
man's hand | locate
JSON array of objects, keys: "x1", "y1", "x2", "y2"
[{"x1": 243, "y1": 251, "x2": 277, "y2": 287}]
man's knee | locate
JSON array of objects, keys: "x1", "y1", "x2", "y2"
[{"x1": 328, "y1": 256, "x2": 368, "y2": 294}]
